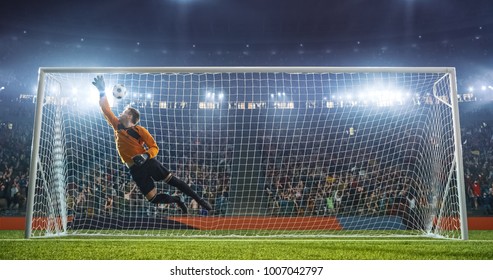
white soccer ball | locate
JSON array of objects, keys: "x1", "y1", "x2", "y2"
[{"x1": 112, "y1": 84, "x2": 127, "y2": 99}]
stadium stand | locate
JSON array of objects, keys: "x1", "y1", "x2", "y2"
[{"x1": 0, "y1": 95, "x2": 492, "y2": 219}]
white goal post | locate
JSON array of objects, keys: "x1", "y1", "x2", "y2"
[{"x1": 25, "y1": 67, "x2": 468, "y2": 239}]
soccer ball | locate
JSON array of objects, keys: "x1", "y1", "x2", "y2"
[{"x1": 112, "y1": 84, "x2": 127, "y2": 99}]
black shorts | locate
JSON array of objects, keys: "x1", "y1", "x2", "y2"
[{"x1": 128, "y1": 158, "x2": 172, "y2": 196}]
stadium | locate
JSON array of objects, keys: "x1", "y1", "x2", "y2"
[
  {"x1": 1, "y1": 67, "x2": 493, "y2": 259},
  {"x1": 0, "y1": 2, "x2": 492, "y2": 278}
]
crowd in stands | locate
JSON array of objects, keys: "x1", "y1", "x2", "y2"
[
  {"x1": 0, "y1": 101, "x2": 233, "y2": 217},
  {"x1": 260, "y1": 104, "x2": 493, "y2": 221},
  {"x1": 260, "y1": 108, "x2": 426, "y2": 224},
  {"x1": 0, "y1": 100, "x2": 33, "y2": 215},
  {"x1": 1, "y1": 98, "x2": 493, "y2": 220},
  {"x1": 460, "y1": 103, "x2": 493, "y2": 215}
]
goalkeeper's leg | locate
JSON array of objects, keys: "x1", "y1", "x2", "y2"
[
  {"x1": 147, "y1": 158, "x2": 212, "y2": 211},
  {"x1": 130, "y1": 165, "x2": 188, "y2": 213},
  {"x1": 165, "y1": 175, "x2": 212, "y2": 211},
  {"x1": 148, "y1": 192, "x2": 188, "y2": 214}
]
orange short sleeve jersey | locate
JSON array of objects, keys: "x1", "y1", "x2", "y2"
[{"x1": 99, "y1": 97, "x2": 159, "y2": 164}]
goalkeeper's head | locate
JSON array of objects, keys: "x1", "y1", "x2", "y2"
[{"x1": 120, "y1": 106, "x2": 140, "y2": 126}]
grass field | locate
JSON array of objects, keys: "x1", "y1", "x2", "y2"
[{"x1": 1, "y1": 230, "x2": 493, "y2": 260}]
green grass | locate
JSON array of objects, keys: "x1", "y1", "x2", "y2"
[{"x1": 1, "y1": 230, "x2": 492, "y2": 260}]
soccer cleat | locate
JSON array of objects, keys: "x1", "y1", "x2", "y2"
[
  {"x1": 173, "y1": 196, "x2": 188, "y2": 214},
  {"x1": 198, "y1": 199, "x2": 212, "y2": 211},
  {"x1": 176, "y1": 200, "x2": 188, "y2": 214}
]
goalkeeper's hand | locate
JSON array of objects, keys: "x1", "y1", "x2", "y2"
[
  {"x1": 132, "y1": 153, "x2": 149, "y2": 166},
  {"x1": 92, "y1": 75, "x2": 106, "y2": 98}
]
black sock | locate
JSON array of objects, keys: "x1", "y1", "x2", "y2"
[
  {"x1": 167, "y1": 176, "x2": 202, "y2": 202},
  {"x1": 149, "y1": 193, "x2": 177, "y2": 204}
]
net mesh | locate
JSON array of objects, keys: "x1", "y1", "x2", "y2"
[{"x1": 27, "y1": 68, "x2": 466, "y2": 239}]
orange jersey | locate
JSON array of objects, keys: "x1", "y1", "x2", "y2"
[{"x1": 99, "y1": 97, "x2": 158, "y2": 164}]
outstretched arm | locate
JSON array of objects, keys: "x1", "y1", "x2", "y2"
[{"x1": 92, "y1": 76, "x2": 119, "y2": 129}]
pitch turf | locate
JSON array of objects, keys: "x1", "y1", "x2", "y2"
[{"x1": 0, "y1": 230, "x2": 492, "y2": 260}]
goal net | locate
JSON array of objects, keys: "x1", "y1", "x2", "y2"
[{"x1": 25, "y1": 67, "x2": 468, "y2": 239}]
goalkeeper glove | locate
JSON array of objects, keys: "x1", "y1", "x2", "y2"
[
  {"x1": 92, "y1": 75, "x2": 106, "y2": 98},
  {"x1": 132, "y1": 153, "x2": 149, "y2": 166}
]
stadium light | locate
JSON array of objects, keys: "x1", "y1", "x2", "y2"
[
  {"x1": 361, "y1": 82, "x2": 409, "y2": 107},
  {"x1": 49, "y1": 84, "x2": 60, "y2": 95},
  {"x1": 85, "y1": 86, "x2": 106, "y2": 107}
]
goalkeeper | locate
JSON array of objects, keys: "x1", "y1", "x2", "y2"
[{"x1": 92, "y1": 76, "x2": 212, "y2": 214}]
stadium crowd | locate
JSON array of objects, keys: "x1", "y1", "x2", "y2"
[
  {"x1": 0, "y1": 97, "x2": 492, "y2": 220},
  {"x1": 261, "y1": 104, "x2": 493, "y2": 220},
  {"x1": 0, "y1": 100, "x2": 233, "y2": 217},
  {"x1": 260, "y1": 108, "x2": 423, "y2": 222},
  {"x1": 0, "y1": 100, "x2": 32, "y2": 215}
]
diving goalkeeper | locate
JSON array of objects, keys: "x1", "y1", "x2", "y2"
[{"x1": 92, "y1": 75, "x2": 212, "y2": 214}]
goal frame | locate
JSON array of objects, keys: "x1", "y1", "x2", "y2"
[{"x1": 25, "y1": 66, "x2": 468, "y2": 239}]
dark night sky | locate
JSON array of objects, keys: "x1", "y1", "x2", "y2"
[{"x1": 1, "y1": 0, "x2": 492, "y2": 94}]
